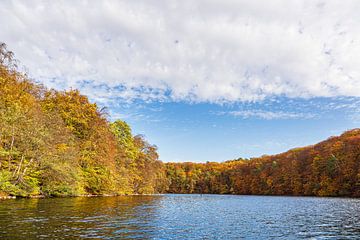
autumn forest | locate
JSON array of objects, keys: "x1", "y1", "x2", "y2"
[{"x1": 1, "y1": 43, "x2": 360, "y2": 198}]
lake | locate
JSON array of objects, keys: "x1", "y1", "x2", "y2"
[{"x1": 1, "y1": 194, "x2": 360, "y2": 239}]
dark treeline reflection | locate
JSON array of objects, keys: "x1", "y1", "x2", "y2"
[{"x1": 0, "y1": 196, "x2": 162, "y2": 239}]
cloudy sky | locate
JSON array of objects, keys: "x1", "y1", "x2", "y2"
[{"x1": 1, "y1": 0, "x2": 360, "y2": 162}]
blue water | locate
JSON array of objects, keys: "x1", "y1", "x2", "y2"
[{"x1": 1, "y1": 194, "x2": 360, "y2": 239}]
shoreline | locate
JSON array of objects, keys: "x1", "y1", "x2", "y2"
[
  {"x1": 1, "y1": 193, "x2": 359, "y2": 200},
  {"x1": 0, "y1": 193, "x2": 164, "y2": 200}
]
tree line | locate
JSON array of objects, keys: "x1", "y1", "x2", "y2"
[
  {"x1": 0, "y1": 43, "x2": 167, "y2": 197},
  {"x1": 165, "y1": 129, "x2": 360, "y2": 197},
  {"x1": 1, "y1": 43, "x2": 360, "y2": 198}
]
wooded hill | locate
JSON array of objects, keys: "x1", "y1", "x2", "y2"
[
  {"x1": 165, "y1": 129, "x2": 360, "y2": 197},
  {"x1": 0, "y1": 43, "x2": 168, "y2": 197},
  {"x1": 1, "y1": 43, "x2": 359, "y2": 198}
]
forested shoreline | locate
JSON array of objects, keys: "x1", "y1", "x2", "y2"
[
  {"x1": 1, "y1": 43, "x2": 360, "y2": 198},
  {"x1": 165, "y1": 128, "x2": 360, "y2": 197},
  {"x1": 0, "y1": 43, "x2": 168, "y2": 197}
]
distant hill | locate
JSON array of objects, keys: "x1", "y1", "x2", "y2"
[{"x1": 165, "y1": 129, "x2": 360, "y2": 197}]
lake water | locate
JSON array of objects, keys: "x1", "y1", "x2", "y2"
[{"x1": 1, "y1": 194, "x2": 360, "y2": 239}]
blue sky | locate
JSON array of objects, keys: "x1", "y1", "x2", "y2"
[
  {"x1": 1, "y1": 1, "x2": 360, "y2": 162},
  {"x1": 103, "y1": 96, "x2": 360, "y2": 162}
]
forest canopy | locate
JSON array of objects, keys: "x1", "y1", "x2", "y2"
[
  {"x1": 165, "y1": 129, "x2": 360, "y2": 197},
  {"x1": 1, "y1": 43, "x2": 359, "y2": 198},
  {"x1": 0, "y1": 43, "x2": 167, "y2": 197}
]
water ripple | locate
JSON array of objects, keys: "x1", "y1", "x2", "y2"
[{"x1": 0, "y1": 195, "x2": 360, "y2": 239}]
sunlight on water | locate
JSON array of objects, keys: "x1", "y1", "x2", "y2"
[{"x1": 1, "y1": 195, "x2": 360, "y2": 239}]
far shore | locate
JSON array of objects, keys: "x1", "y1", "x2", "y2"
[
  {"x1": 2, "y1": 193, "x2": 360, "y2": 200},
  {"x1": 0, "y1": 193, "x2": 165, "y2": 200}
]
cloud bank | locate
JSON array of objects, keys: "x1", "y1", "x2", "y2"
[{"x1": 1, "y1": 0, "x2": 360, "y2": 103}]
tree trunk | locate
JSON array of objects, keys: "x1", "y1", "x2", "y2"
[{"x1": 8, "y1": 125, "x2": 15, "y2": 170}]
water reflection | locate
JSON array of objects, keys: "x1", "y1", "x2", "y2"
[
  {"x1": 0, "y1": 195, "x2": 360, "y2": 239},
  {"x1": 0, "y1": 196, "x2": 162, "y2": 239}
]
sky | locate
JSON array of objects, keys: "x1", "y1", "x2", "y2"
[{"x1": 1, "y1": 0, "x2": 360, "y2": 162}]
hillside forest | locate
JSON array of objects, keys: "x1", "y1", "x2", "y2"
[{"x1": 1, "y1": 43, "x2": 360, "y2": 198}]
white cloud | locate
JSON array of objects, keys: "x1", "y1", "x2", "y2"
[
  {"x1": 217, "y1": 110, "x2": 315, "y2": 120},
  {"x1": 1, "y1": 0, "x2": 360, "y2": 103}
]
